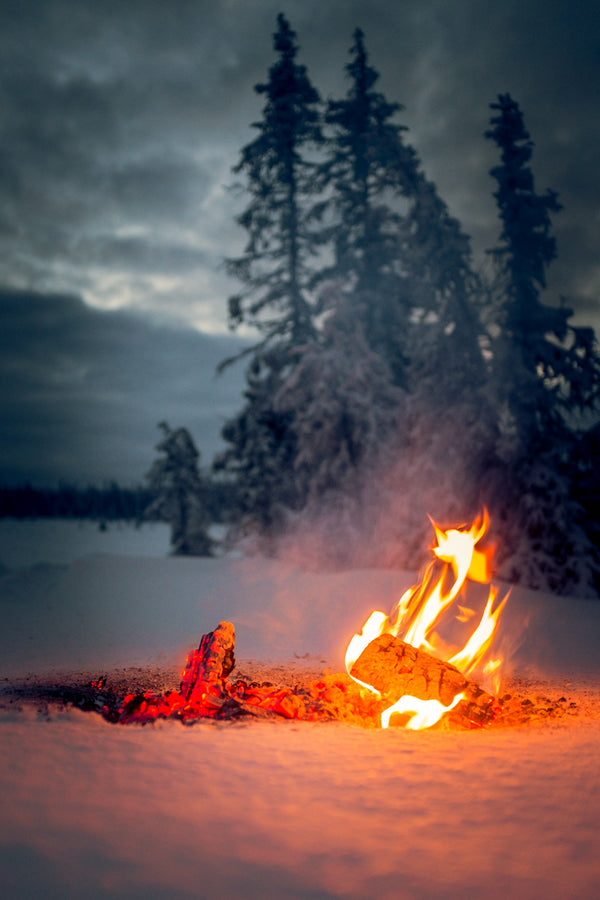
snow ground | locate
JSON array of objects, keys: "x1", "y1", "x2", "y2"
[{"x1": 1, "y1": 521, "x2": 600, "y2": 899}]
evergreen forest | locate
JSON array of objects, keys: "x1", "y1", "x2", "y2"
[{"x1": 214, "y1": 15, "x2": 600, "y2": 597}]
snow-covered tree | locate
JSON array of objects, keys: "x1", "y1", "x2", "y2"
[
  {"x1": 225, "y1": 13, "x2": 323, "y2": 348},
  {"x1": 217, "y1": 14, "x2": 324, "y2": 536},
  {"x1": 486, "y1": 93, "x2": 600, "y2": 429},
  {"x1": 145, "y1": 422, "x2": 213, "y2": 556},
  {"x1": 319, "y1": 28, "x2": 485, "y2": 392},
  {"x1": 482, "y1": 94, "x2": 600, "y2": 595},
  {"x1": 275, "y1": 290, "x2": 404, "y2": 498},
  {"x1": 214, "y1": 345, "x2": 301, "y2": 542}
]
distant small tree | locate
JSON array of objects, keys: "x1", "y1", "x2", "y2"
[{"x1": 145, "y1": 422, "x2": 213, "y2": 556}]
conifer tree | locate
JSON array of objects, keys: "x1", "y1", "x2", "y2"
[
  {"x1": 320, "y1": 28, "x2": 484, "y2": 391},
  {"x1": 226, "y1": 13, "x2": 322, "y2": 348},
  {"x1": 485, "y1": 93, "x2": 600, "y2": 432},
  {"x1": 317, "y1": 28, "x2": 416, "y2": 382},
  {"x1": 273, "y1": 288, "x2": 404, "y2": 507},
  {"x1": 216, "y1": 345, "x2": 301, "y2": 540},
  {"x1": 483, "y1": 94, "x2": 600, "y2": 595},
  {"x1": 145, "y1": 422, "x2": 213, "y2": 556},
  {"x1": 217, "y1": 15, "x2": 323, "y2": 537}
]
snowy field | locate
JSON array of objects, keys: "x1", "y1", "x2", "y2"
[
  {"x1": 0, "y1": 518, "x2": 171, "y2": 569},
  {"x1": 1, "y1": 520, "x2": 600, "y2": 899}
]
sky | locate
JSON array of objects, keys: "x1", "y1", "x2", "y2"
[{"x1": 1, "y1": 0, "x2": 600, "y2": 486}]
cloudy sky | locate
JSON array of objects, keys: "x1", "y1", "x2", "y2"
[{"x1": 1, "y1": 0, "x2": 599, "y2": 486}]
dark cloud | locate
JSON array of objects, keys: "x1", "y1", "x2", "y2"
[
  {"x1": 0, "y1": 0, "x2": 599, "y2": 483},
  {"x1": 0, "y1": 0, "x2": 598, "y2": 327},
  {"x1": 0, "y1": 289, "x2": 248, "y2": 486}
]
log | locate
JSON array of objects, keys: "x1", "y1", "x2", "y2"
[
  {"x1": 350, "y1": 633, "x2": 498, "y2": 726},
  {"x1": 179, "y1": 621, "x2": 236, "y2": 702}
]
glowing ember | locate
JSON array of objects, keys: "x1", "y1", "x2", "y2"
[{"x1": 346, "y1": 510, "x2": 509, "y2": 730}]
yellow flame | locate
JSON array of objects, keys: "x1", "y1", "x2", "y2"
[
  {"x1": 448, "y1": 586, "x2": 509, "y2": 676},
  {"x1": 344, "y1": 610, "x2": 388, "y2": 695},
  {"x1": 381, "y1": 692, "x2": 465, "y2": 730},
  {"x1": 345, "y1": 510, "x2": 508, "y2": 729}
]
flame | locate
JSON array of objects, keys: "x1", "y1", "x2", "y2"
[
  {"x1": 346, "y1": 510, "x2": 508, "y2": 729},
  {"x1": 381, "y1": 692, "x2": 465, "y2": 730}
]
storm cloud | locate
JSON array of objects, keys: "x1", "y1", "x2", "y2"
[
  {"x1": 0, "y1": 289, "x2": 248, "y2": 486},
  {"x1": 1, "y1": 1, "x2": 599, "y2": 324},
  {"x1": 1, "y1": 0, "x2": 599, "y2": 484}
]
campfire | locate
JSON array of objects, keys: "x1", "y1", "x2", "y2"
[
  {"x1": 105, "y1": 510, "x2": 518, "y2": 730},
  {"x1": 11, "y1": 509, "x2": 576, "y2": 728},
  {"x1": 346, "y1": 509, "x2": 508, "y2": 729}
]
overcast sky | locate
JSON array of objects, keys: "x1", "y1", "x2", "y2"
[{"x1": 1, "y1": 0, "x2": 599, "y2": 486}]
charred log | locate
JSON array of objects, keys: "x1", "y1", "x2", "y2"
[
  {"x1": 180, "y1": 621, "x2": 235, "y2": 701},
  {"x1": 350, "y1": 633, "x2": 499, "y2": 727},
  {"x1": 120, "y1": 621, "x2": 240, "y2": 723}
]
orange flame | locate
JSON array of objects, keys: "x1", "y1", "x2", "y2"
[
  {"x1": 381, "y1": 692, "x2": 465, "y2": 730},
  {"x1": 346, "y1": 510, "x2": 509, "y2": 730}
]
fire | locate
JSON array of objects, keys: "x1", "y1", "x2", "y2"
[
  {"x1": 381, "y1": 693, "x2": 465, "y2": 730},
  {"x1": 346, "y1": 510, "x2": 509, "y2": 730}
]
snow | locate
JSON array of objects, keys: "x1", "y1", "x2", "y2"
[
  {"x1": 0, "y1": 518, "x2": 171, "y2": 569},
  {"x1": 1, "y1": 521, "x2": 600, "y2": 899}
]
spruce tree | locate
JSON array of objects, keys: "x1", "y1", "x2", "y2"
[
  {"x1": 226, "y1": 13, "x2": 322, "y2": 347},
  {"x1": 216, "y1": 345, "x2": 301, "y2": 542},
  {"x1": 317, "y1": 28, "x2": 417, "y2": 383},
  {"x1": 320, "y1": 28, "x2": 484, "y2": 392},
  {"x1": 217, "y1": 15, "x2": 322, "y2": 539},
  {"x1": 484, "y1": 94, "x2": 600, "y2": 594},
  {"x1": 145, "y1": 422, "x2": 213, "y2": 556},
  {"x1": 486, "y1": 93, "x2": 600, "y2": 428}
]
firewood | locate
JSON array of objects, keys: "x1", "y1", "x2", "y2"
[
  {"x1": 350, "y1": 633, "x2": 498, "y2": 726},
  {"x1": 179, "y1": 621, "x2": 236, "y2": 701}
]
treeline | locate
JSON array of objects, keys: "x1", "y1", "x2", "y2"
[
  {"x1": 0, "y1": 476, "x2": 235, "y2": 525},
  {"x1": 0, "y1": 482, "x2": 154, "y2": 521}
]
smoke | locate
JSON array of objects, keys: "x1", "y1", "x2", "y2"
[{"x1": 263, "y1": 400, "x2": 486, "y2": 574}]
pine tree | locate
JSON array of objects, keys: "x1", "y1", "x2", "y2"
[
  {"x1": 274, "y1": 289, "x2": 404, "y2": 502},
  {"x1": 145, "y1": 422, "x2": 213, "y2": 556},
  {"x1": 257, "y1": 288, "x2": 406, "y2": 567},
  {"x1": 218, "y1": 22, "x2": 489, "y2": 555},
  {"x1": 483, "y1": 94, "x2": 600, "y2": 595},
  {"x1": 225, "y1": 12, "x2": 323, "y2": 348},
  {"x1": 217, "y1": 15, "x2": 324, "y2": 538},
  {"x1": 405, "y1": 177, "x2": 486, "y2": 396},
  {"x1": 320, "y1": 28, "x2": 484, "y2": 392},
  {"x1": 317, "y1": 28, "x2": 417, "y2": 383},
  {"x1": 214, "y1": 345, "x2": 301, "y2": 542},
  {"x1": 485, "y1": 93, "x2": 600, "y2": 432}
]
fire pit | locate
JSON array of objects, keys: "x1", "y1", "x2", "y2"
[
  {"x1": 3, "y1": 511, "x2": 580, "y2": 730},
  {"x1": 65, "y1": 510, "x2": 567, "y2": 731}
]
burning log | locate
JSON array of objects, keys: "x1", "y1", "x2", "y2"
[
  {"x1": 120, "y1": 622, "x2": 241, "y2": 723},
  {"x1": 180, "y1": 621, "x2": 235, "y2": 701},
  {"x1": 350, "y1": 633, "x2": 499, "y2": 727}
]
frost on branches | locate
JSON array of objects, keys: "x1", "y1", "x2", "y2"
[{"x1": 216, "y1": 19, "x2": 600, "y2": 597}]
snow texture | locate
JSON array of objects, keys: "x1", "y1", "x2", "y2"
[{"x1": 1, "y1": 521, "x2": 600, "y2": 899}]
